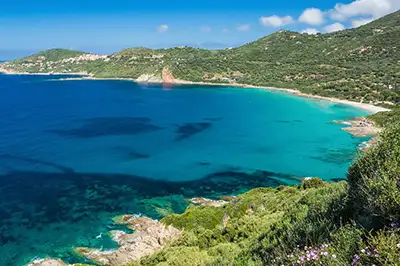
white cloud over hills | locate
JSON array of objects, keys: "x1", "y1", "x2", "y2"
[
  {"x1": 324, "y1": 22, "x2": 345, "y2": 33},
  {"x1": 351, "y1": 18, "x2": 374, "y2": 28},
  {"x1": 329, "y1": 0, "x2": 400, "y2": 21},
  {"x1": 259, "y1": 0, "x2": 398, "y2": 37},
  {"x1": 301, "y1": 28, "x2": 319, "y2": 35},
  {"x1": 299, "y1": 8, "x2": 325, "y2": 25},
  {"x1": 260, "y1": 15, "x2": 294, "y2": 27}
]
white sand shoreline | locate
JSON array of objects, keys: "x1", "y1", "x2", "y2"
[{"x1": 0, "y1": 69, "x2": 390, "y2": 114}]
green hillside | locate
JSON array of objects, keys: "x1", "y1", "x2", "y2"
[
  {"x1": 12, "y1": 48, "x2": 89, "y2": 65},
  {"x1": 1, "y1": 10, "x2": 399, "y2": 104}
]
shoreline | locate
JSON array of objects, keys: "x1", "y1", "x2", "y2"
[
  {"x1": 167, "y1": 79, "x2": 390, "y2": 114},
  {"x1": 0, "y1": 69, "x2": 390, "y2": 114}
]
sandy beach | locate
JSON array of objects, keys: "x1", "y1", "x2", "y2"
[
  {"x1": 0, "y1": 68, "x2": 390, "y2": 114},
  {"x1": 159, "y1": 78, "x2": 391, "y2": 114}
]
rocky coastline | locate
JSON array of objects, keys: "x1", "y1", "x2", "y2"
[
  {"x1": 333, "y1": 117, "x2": 380, "y2": 137},
  {"x1": 332, "y1": 117, "x2": 381, "y2": 151},
  {"x1": 27, "y1": 197, "x2": 234, "y2": 266}
]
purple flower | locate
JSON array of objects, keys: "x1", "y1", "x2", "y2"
[{"x1": 392, "y1": 221, "x2": 399, "y2": 229}]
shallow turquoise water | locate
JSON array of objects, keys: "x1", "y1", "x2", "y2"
[{"x1": 0, "y1": 74, "x2": 368, "y2": 265}]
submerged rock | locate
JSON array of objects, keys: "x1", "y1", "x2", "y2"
[
  {"x1": 75, "y1": 216, "x2": 181, "y2": 265},
  {"x1": 175, "y1": 122, "x2": 212, "y2": 141}
]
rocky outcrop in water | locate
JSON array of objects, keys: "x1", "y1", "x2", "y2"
[
  {"x1": 75, "y1": 216, "x2": 181, "y2": 265},
  {"x1": 28, "y1": 259, "x2": 70, "y2": 266},
  {"x1": 333, "y1": 117, "x2": 379, "y2": 137}
]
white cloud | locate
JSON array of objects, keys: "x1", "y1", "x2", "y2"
[
  {"x1": 329, "y1": 0, "x2": 400, "y2": 21},
  {"x1": 299, "y1": 8, "x2": 325, "y2": 25},
  {"x1": 157, "y1": 24, "x2": 169, "y2": 32},
  {"x1": 200, "y1": 26, "x2": 212, "y2": 32},
  {"x1": 324, "y1": 22, "x2": 346, "y2": 33},
  {"x1": 301, "y1": 28, "x2": 319, "y2": 35},
  {"x1": 259, "y1": 15, "x2": 294, "y2": 27},
  {"x1": 222, "y1": 28, "x2": 230, "y2": 33},
  {"x1": 351, "y1": 18, "x2": 374, "y2": 27},
  {"x1": 237, "y1": 24, "x2": 250, "y2": 31}
]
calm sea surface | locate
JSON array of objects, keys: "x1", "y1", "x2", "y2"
[{"x1": 0, "y1": 74, "x2": 368, "y2": 264}]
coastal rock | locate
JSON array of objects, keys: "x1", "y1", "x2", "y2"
[
  {"x1": 75, "y1": 216, "x2": 181, "y2": 266},
  {"x1": 0, "y1": 67, "x2": 22, "y2": 74},
  {"x1": 189, "y1": 197, "x2": 228, "y2": 207},
  {"x1": 136, "y1": 74, "x2": 163, "y2": 83},
  {"x1": 358, "y1": 137, "x2": 379, "y2": 151},
  {"x1": 337, "y1": 117, "x2": 379, "y2": 137},
  {"x1": 27, "y1": 258, "x2": 69, "y2": 266}
]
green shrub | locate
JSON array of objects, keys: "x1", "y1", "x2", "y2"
[
  {"x1": 162, "y1": 205, "x2": 225, "y2": 230},
  {"x1": 352, "y1": 228, "x2": 400, "y2": 266},
  {"x1": 329, "y1": 224, "x2": 363, "y2": 264},
  {"x1": 347, "y1": 123, "x2": 400, "y2": 228},
  {"x1": 300, "y1": 178, "x2": 326, "y2": 190}
]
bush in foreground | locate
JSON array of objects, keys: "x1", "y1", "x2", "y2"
[{"x1": 347, "y1": 123, "x2": 400, "y2": 229}]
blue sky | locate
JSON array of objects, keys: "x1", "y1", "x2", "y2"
[{"x1": 0, "y1": 0, "x2": 399, "y2": 59}]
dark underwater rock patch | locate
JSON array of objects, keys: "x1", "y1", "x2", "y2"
[
  {"x1": 0, "y1": 166, "x2": 300, "y2": 264},
  {"x1": 0, "y1": 153, "x2": 75, "y2": 173},
  {"x1": 112, "y1": 146, "x2": 151, "y2": 160},
  {"x1": 197, "y1": 162, "x2": 211, "y2": 166},
  {"x1": 126, "y1": 152, "x2": 150, "y2": 160},
  {"x1": 310, "y1": 148, "x2": 357, "y2": 165},
  {"x1": 203, "y1": 117, "x2": 222, "y2": 122},
  {"x1": 47, "y1": 117, "x2": 163, "y2": 138},
  {"x1": 175, "y1": 122, "x2": 212, "y2": 141}
]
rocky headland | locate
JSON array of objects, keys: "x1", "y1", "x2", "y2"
[
  {"x1": 74, "y1": 215, "x2": 181, "y2": 266},
  {"x1": 332, "y1": 117, "x2": 380, "y2": 137}
]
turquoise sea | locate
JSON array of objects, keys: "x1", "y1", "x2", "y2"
[{"x1": 0, "y1": 73, "x2": 368, "y2": 265}]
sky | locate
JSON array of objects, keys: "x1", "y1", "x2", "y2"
[{"x1": 0, "y1": 0, "x2": 399, "y2": 59}]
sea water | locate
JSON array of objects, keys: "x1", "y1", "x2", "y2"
[{"x1": 0, "y1": 74, "x2": 368, "y2": 265}]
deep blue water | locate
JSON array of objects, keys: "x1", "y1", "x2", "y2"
[{"x1": 0, "y1": 74, "x2": 368, "y2": 265}]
